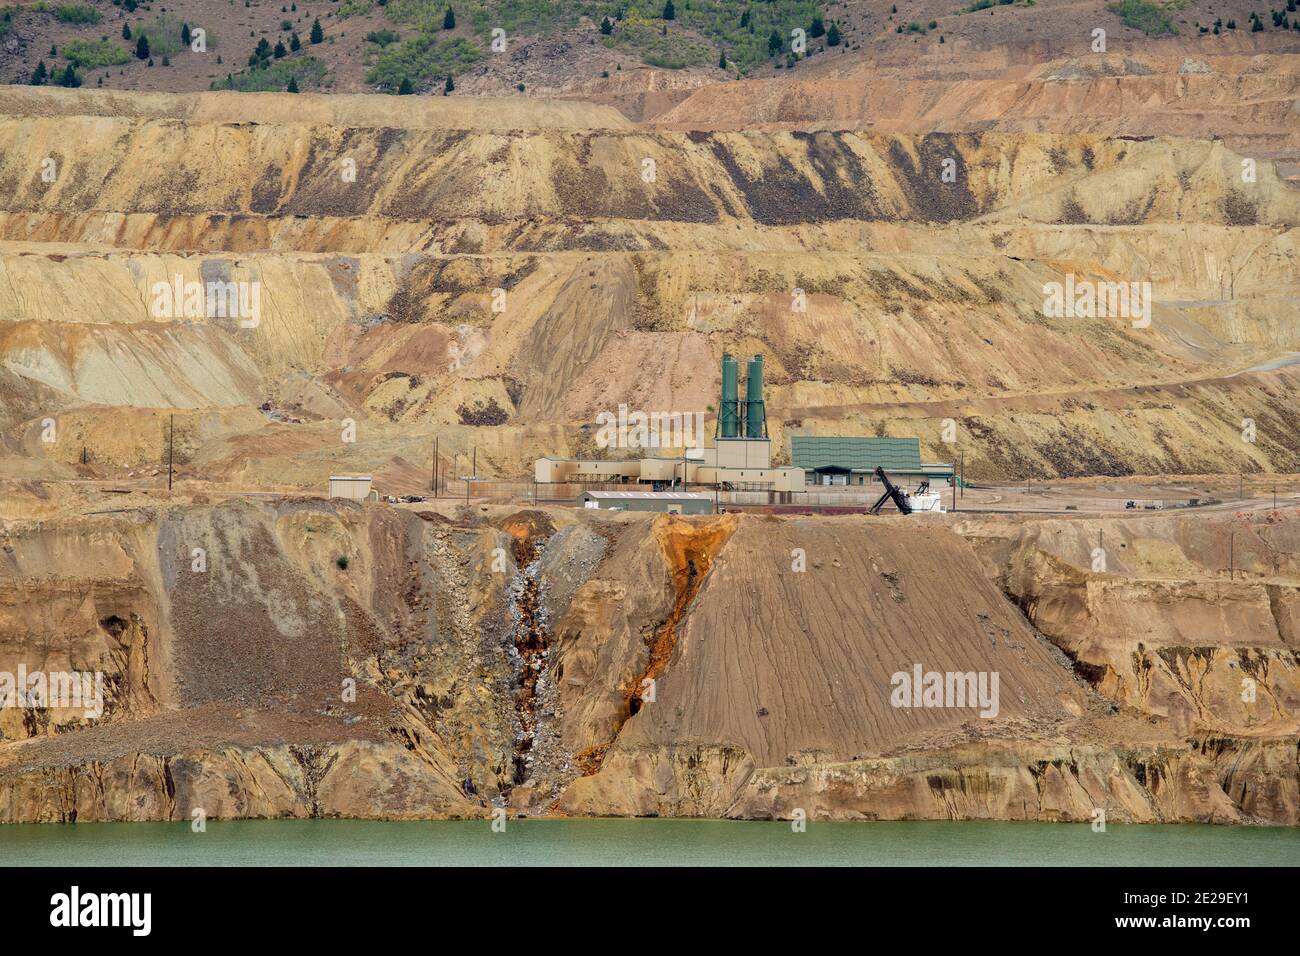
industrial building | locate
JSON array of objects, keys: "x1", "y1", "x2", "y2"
[
  {"x1": 536, "y1": 353, "x2": 805, "y2": 494},
  {"x1": 791, "y1": 437, "x2": 954, "y2": 487},
  {"x1": 328, "y1": 475, "x2": 374, "y2": 500},
  {"x1": 578, "y1": 490, "x2": 715, "y2": 514}
]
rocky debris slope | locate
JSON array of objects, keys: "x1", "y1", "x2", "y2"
[
  {"x1": 0, "y1": 87, "x2": 1296, "y2": 486},
  {"x1": 0, "y1": 498, "x2": 1294, "y2": 824}
]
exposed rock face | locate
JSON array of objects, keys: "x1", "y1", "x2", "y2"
[
  {"x1": 1, "y1": 500, "x2": 1295, "y2": 825},
  {"x1": 0, "y1": 89, "x2": 1297, "y2": 486},
  {"x1": 961, "y1": 511, "x2": 1300, "y2": 738}
]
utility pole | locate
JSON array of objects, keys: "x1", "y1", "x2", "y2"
[
  {"x1": 959, "y1": 450, "x2": 964, "y2": 500},
  {"x1": 167, "y1": 414, "x2": 174, "y2": 492},
  {"x1": 1229, "y1": 529, "x2": 1235, "y2": 581},
  {"x1": 432, "y1": 436, "x2": 438, "y2": 496}
]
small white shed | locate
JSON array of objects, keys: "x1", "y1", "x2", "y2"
[{"x1": 328, "y1": 475, "x2": 373, "y2": 500}]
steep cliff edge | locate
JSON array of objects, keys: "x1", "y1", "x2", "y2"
[{"x1": 1, "y1": 493, "x2": 1293, "y2": 824}]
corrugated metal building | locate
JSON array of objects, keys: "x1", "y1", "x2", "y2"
[
  {"x1": 791, "y1": 437, "x2": 952, "y2": 486},
  {"x1": 577, "y1": 490, "x2": 714, "y2": 514}
]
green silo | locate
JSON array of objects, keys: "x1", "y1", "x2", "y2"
[
  {"x1": 745, "y1": 354, "x2": 765, "y2": 439},
  {"x1": 720, "y1": 352, "x2": 740, "y2": 438}
]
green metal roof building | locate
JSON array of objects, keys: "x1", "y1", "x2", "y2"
[{"x1": 790, "y1": 436, "x2": 953, "y2": 486}]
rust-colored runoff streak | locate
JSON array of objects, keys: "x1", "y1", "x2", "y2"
[
  {"x1": 503, "y1": 513, "x2": 552, "y2": 788},
  {"x1": 577, "y1": 516, "x2": 737, "y2": 777}
]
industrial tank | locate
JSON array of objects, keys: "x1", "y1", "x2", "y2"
[
  {"x1": 744, "y1": 354, "x2": 765, "y2": 438},
  {"x1": 720, "y1": 352, "x2": 740, "y2": 438}
]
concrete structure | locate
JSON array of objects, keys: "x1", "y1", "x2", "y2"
[
  {"x1": 791, "y1": 437, "x2": 954, "y2": 486},
  {"x1": 535, "y1": 458, "x2": 640, "y2": 483},
  {"x1": 578, "y1": 491, "x2": 715, "y2": 514},
  {"x1": 328, "y1": 475, "x2": 373, "y2": 500},
  {"x1": 538, "y1": 452, "x2": 803, "y2": 492}
]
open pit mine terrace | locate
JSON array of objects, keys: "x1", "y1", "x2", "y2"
[{"x1": 0, "y1": 86, "x2": 1296, "y2": 826}]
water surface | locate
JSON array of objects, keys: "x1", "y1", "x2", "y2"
[{"x1": 6, "y1": 819, "x2": 1298, "y2": 866}]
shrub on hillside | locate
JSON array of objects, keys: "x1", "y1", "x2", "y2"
[
  {"x1": 1106, "y1": 0, "x2": 1178, "y2": 35},
  {"x1": 63, "y1": 39, "x2": 131, "y2": 69}
]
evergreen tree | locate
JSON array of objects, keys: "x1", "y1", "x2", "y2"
[
  {"x1": 290, "y1": 33, "x2": 301, "y2": 52},
  {"x1": 59, "y1": 64, "x2": 81, "y2": 88},
  {"x1": 600, "y1": 16, "x2": 613, "y2": 34},
  {"x1": 122, "y1": 23, "x2": 131, "y2": 40},
  {"x1": 443, "y1": 6, "x2": 455, "y2": 29},
  {"x1": 444, "y1": 74, "x2": 454, "y2": 94},
  {"x1": 767, "y1": 29, "x2": 782, "y2": 55},
  {"x1": 663, "y1": 0, "x2": 675, "y2": 20},
  {"x1": 274, "y1": 41, "x2": 287, "y2": 57},
  {"x1": 718, "y1": 48, "x2": 726, "y2": 68},
  {"x1": 135, "y1": 35, "x2": 150, "y2": 60},
  {"x1": 30, "y1": 60, "x2": 47, "y2": 85},
  {"x1": 809, "y1": 16, "x2": 825, "y2": 38},
  {"x1": 310, "y1": 18, "x2": 324, "y2": 43},
  {"x1": 397, "y1": 76, "x2": 413, "y2": 94},
  {"x1": 739, "y1": 8, "x2": 750, "y2": 27},
  {"x1": 181, "y1": 23, "x2": 191, "y2": 46},
  {"x1": 287, "y1": 76, "x2": 299, "y2": 92},
  {"x1": 827, "y1": 22, "x2": 841, "y2": 45}
]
